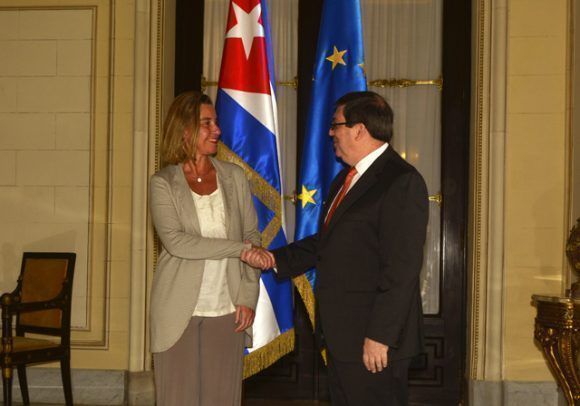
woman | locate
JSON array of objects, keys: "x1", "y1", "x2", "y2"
[{"x1": 149, "y1": 91, "x2": 261, "y2": 405}]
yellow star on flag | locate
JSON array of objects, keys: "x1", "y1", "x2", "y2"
[
  {"x1": 326, "y1": 46, "x2": 347, "y2": 70},
  {"x1": 297, "y1": 185, "x2": 317, "y2": 208}
]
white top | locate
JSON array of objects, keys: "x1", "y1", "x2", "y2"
[
  {"x1": 348, "y1": 142, "x2": 389, "y2": 192},
  {"x1": 191, "y1": 186, "x2": 236, "y2": 317}
]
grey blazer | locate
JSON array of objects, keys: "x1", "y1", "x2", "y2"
[{"x1": 149, "y1": 158, "x2": 261, "y2": 353}]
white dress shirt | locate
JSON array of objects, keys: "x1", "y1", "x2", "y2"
[
  {"x1": 324, "y1": 142, "x2": 389, "y2": 222},
  {"x1": 348, "y1": 142, "x2": 389, "y2": 192}
]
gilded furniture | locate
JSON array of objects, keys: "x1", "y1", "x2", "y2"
[
  {"x1": 532, "y1": 219, "x2": 580, "y2": 405},
  {"x1": 533, "y1": 295, "x2": 580, "y2": 405},
  {"x1": 568, "y1": 218, "x2": 580, "y2": 299},
  {"x1": 1, "y1": 252, "x2": 76, "y2": 406}
]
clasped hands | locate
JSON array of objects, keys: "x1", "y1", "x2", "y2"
[{"x1": 241, "y1": 244, "x2": 276, "y2": 270}]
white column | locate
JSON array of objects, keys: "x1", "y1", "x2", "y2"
[
  {"x1": 469, "y1": 0, "x2": 508, "y2": 396},
  {"x1": 129, "y1": 0, "x2": 152, "y2": 372}
]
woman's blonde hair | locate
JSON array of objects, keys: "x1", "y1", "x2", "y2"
[{"x1": 160, "y1": 91, "x2": 213, "y2": 167}]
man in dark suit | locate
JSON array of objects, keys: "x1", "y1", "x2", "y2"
[{"x1": 243, "y1": 91, "x2": 429, "y2": 406}]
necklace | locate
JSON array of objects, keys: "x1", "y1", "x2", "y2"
[
  {"x1": 194, "y1": 168, "x2": 207, "y2": 183},
  {"x1": 186, "y1": 161, "x2": 211, "y2": 184}
]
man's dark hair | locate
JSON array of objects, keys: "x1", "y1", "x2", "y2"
[{"x1": 335, "y1": 91, "x2": 394, "y2": 142}]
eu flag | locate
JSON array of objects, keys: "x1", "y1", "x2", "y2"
[{"x1": 294, "y1": 0, "x2": 367, "y2": 326}]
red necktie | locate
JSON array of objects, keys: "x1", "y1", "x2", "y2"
[{"x1": 324, "y1": 166, "x2": 357, "y2": 227}]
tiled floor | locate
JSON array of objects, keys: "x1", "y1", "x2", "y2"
[{"x1": 19, "y1": 401, "x2": 330, "y2": 406}]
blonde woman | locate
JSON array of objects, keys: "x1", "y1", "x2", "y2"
[{"x1": 149, "y1": 91, "x2": 262, "y2": 405}]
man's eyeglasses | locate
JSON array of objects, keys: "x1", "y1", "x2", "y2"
[{"x1": 329, "y1": 121, "x2": 351, "y2": 130}]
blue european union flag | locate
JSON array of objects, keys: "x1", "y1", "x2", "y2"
[{"x1": 294, "y1": 0, "x2": 367, "y2": 327}]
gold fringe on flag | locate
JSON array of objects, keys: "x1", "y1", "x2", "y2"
[
  {"x1": 292, "y1": 274, "x2": 316, "y2": 329},
  {"x1": 243, "y1": 329, "x2": 295, "y2": 379},
  {"x1": 217, "y1": 143, "x2": 281, "y2": 247},
  {"x1": 293, "y1": 275, "x2": 327, "y2": 365}
]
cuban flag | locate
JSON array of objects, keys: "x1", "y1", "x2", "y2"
[
  {"x1": 215, "y1": 0, "x2": 295, "y2": 378},
  {"x1": 294, "y1": 0, "x2": 367, "y2": 328}
]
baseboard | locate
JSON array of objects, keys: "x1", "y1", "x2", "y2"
[
  {"x1": 128, "y1": 371, "x2": 155, "y2": 405},
  {"x1": 5, "y1": 368, "x2": 153, "y2": 405},
  {"x1": 10, "y1": 372, "x2": 564, "y2": 406},
  {"x1": 469, "y1": 379, "x2": 567, "y2": 406}
]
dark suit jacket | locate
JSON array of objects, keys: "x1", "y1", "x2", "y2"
[{"x1": 273, "y1": 147, "x2": 429, "y2": 362}]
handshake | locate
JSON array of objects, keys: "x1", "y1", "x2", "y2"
[{"x1": 241, "y1": 245, "x2": 276, "y2": 270}]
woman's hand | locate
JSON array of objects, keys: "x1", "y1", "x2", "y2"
[{"x1": 234, "y1": 305, "x2": 255, "y2": 332}]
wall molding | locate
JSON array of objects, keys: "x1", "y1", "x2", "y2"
[
  {"x1": 0, "y1": 0, "x2": 115, "y2": 349},
  {"x1": 468, "y1": 0, "x2": 508, "y2": 380},
  {"x1": 129, "y1": 0, "x2": 170, "y2": 372}
]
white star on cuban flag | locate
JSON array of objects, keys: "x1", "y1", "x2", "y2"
[
  {"x1": 225, "y1": 2, "x2": 264, "y2": 59},
  {"x1": 219, "y1": 0, "x2": 278, "y2": 142},
  {"x1": 216, "y1": 0, "x2": 294, "y2": 376}
]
